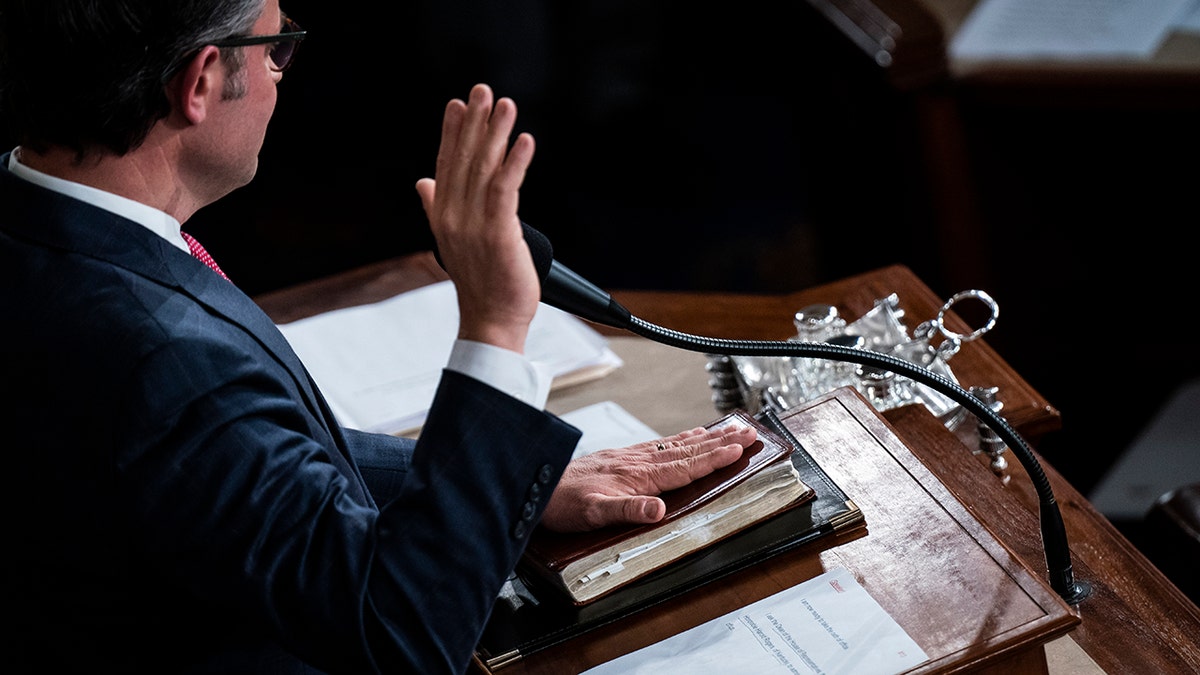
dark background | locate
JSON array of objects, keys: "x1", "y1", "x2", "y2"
[
  {"x1": 5, "y1": 2, "x2": 1197, "y2": 525},
  {"x1": 195, "y1": 0, "x2": 1199, "y2": 501}
]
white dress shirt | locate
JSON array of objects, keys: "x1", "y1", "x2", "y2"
[{"x1": 7, "y1": 148, "x2": 550, "y2": 410}]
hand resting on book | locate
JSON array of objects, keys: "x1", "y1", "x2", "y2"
[
  {"x1": 541, "y1": 424, "x2": 759, "y2": 533},
  {"x1": 521, "y1": 411, "x2": 811, "y2": 605}
]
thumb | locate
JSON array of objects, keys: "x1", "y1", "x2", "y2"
[{"x1": 610, "y1": 495, "x2": 666, "y2": 527}]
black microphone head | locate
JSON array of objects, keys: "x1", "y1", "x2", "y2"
[
  {"x1": 516, "y1": 222, "x2": 630, "y2": 328},
  {"x1": 521, "y1": 221, "x2": 554, "y2": 282},
  {"x1": 431, "y1": 219, "x2": 631, "y2": 328}
]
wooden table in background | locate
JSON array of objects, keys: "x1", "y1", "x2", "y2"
[{"x1": 796, "y1": 0, "x2": 1200, "y2": 293}]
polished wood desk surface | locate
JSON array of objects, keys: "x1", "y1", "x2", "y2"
[{"x1": 254, "y1": 253, "x2": 1200, "y2": 674}]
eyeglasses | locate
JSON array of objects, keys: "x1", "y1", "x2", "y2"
[{"x1": 212, "y1": 15, "x2": 307, "y2": 72}]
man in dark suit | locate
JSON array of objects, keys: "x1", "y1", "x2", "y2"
[{"x1": 0, "y1": 1, "x2": 756, "y2": 672}]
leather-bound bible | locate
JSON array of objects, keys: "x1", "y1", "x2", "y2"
[
  {"x1": 519, "y1": 410, "x2": 815, "y2": 606},
  {"x1": 474, "y1": 408, "x2": 864, "y2": 672}
]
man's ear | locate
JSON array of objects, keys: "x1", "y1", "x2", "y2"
[{"x1": 167, "y1": 45, "x2": 224, "y2": 125}]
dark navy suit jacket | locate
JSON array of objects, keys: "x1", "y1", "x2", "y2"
[{"x1": 0, "y1": 154, "x2": 581, "y2": 674}]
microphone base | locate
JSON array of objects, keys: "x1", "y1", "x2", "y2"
[{"x1": 1056, "y1": 580, "x2": 1092, "y2": 606}]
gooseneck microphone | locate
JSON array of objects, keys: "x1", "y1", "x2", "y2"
[
  {"x1": 519, "y1": 222, "x2": 632, "y2": 329},
  {"x1": 452, "y1": 221, "x2": 1091, "y2": 604}
]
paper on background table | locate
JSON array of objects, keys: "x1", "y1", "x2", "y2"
[
  {"x1": 950, "y1": 0, "x2": 1197, "y2": 60},
  {"x1": 276, "y1": 280, "x2": 622, "y2": 435},
  {"x1": 581, "y1": 567, "x2": 927, "y2": 675}
]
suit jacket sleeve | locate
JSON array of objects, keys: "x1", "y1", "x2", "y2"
[
  {"x1": 135, "y1": 336, "x2": 579, "y2": 675},
  {"x1": 342, "y1": 428, "x2": 415, "y2": 505},
  {"x1": 368, "y1": 370, "x2": 580, "y2": 673}
]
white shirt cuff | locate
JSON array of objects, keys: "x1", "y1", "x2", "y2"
[{"x1": 446, "y1": 339, "x2": 551, "y2": 410}]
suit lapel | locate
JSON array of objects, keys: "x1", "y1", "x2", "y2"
[
  {"x1": 1, "y1": 160, "x2": 372, "y2": 503},
  {"x1": 182, "y1": 271, "x2": 374, "y2": 504}
]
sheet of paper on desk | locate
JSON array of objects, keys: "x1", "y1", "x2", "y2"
[
  {"x1": 950, "y1": 0, "x2": 1196, "y2": 60},
  {"x1": 560, "y1": 401, "x2": 662, "y2": 458},
  {"x1": 582, "y1": 567, "x2": 927, "y2": 675},
  {"x1": 276, "y1": 280, "x2": 622, "y2": 435}
]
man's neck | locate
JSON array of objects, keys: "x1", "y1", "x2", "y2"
[{"x1": 18, "y1": 143, "x2": 201, "y2": 224}]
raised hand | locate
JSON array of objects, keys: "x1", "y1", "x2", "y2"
[{"x1": 415, "y1": 83, "x2": 539, "y2": 354}]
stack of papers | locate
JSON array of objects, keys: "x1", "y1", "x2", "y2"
[{"x1": 277, "y1": 281, "x2": 622, "y2": 435}]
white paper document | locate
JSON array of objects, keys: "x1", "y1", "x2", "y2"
[
  {"x1": 276, "y1": 281, "x2": 622, "y2": 435},
  {"x1": 582, "y1": 567, "x2": 927, "y2": 675},
  {"x1": 560, "y1": 401, "x2": 662, "y2": 458},
  {"x1": 950, "y1": 0, "x2": 1197, "y2": 60}
]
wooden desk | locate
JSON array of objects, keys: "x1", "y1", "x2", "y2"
[
  {"x1": 253, "y1": 255, "x2": 1200, "y2": 674},
  {"x1": 255, "y1": 256, "x2": 1061, "y2": 443}
]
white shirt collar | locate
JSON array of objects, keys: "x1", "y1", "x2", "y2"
[{"x1": 7, "y1": 147, "x2": 190, "y2": 253}]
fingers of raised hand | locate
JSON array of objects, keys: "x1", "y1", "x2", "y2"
[
  {"x1": 457, "y1": 85, "x2": 506, "y2": 192},
  {"x1": 429, "y1": 84, "x2": 529, "y2": 220}
]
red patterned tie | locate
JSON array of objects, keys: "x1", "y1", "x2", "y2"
[{"x1": 180, "y1": 231, "x2": 230, "y2": 281}]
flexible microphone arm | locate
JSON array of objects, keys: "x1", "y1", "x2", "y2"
[
  {"x1": 440, "y1": 222, "x2": 1091, "y2": 603},
  {"x1": 618, "y1": 316, "x2": 1091, "y2": 604},
  {"x1": 543, "y1": 259, "x2": 1092, "y2": 604}
]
